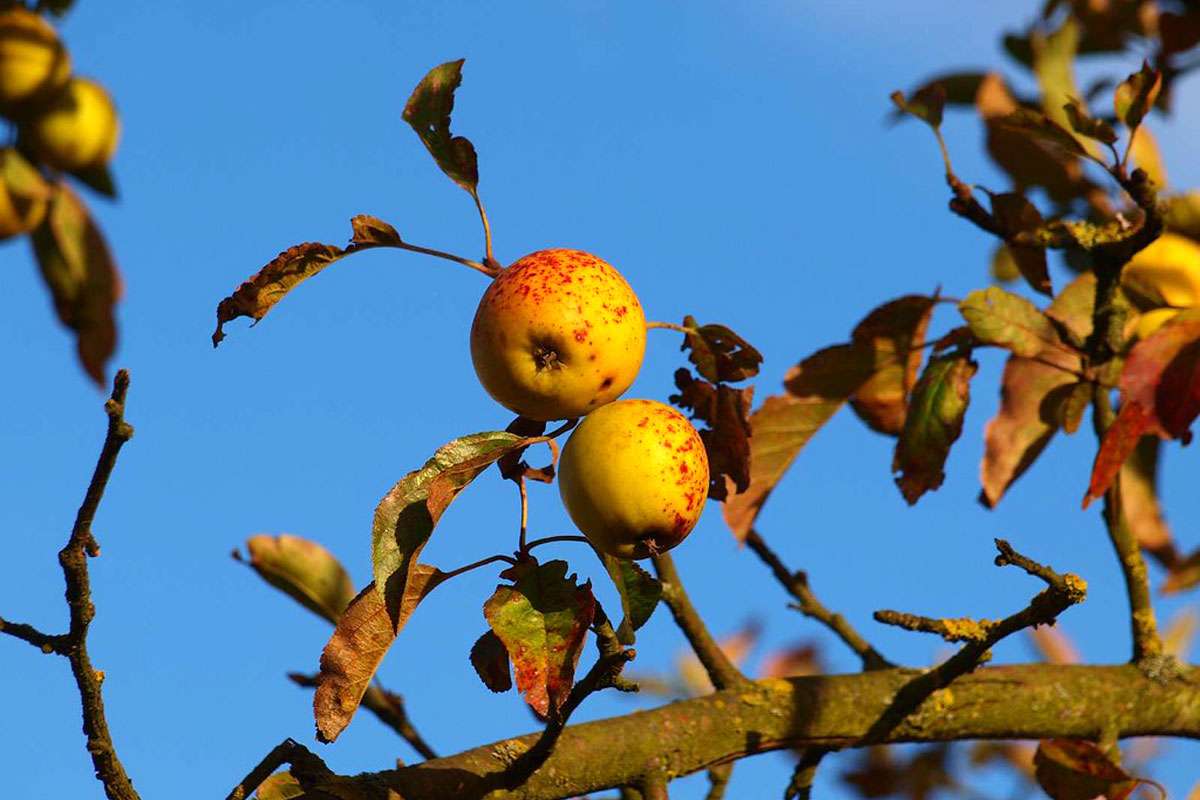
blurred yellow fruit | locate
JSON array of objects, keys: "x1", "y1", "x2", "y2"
[
  {"x1": 558, "y1": 399, "x2": 709, "y2": 559},
  {"x1": 22, "y1": 77, "x2": 120, "y2": 171},
  {"x1": 1122, "y1": 233, "x2": 1200, "y2": 338},
  {"x1": 0, "y1": 8, "x2": 70, "y2": 111},
  {"x1": 0, "y1": 147, "x2": 48, "y2": 238},
  {"x1": 470, "y1": 249, "x2": 646, "y2": 421}
]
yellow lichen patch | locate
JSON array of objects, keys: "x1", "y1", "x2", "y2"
[{"x1": 939, "y1": 617, "x2": 994, "y2": 643}]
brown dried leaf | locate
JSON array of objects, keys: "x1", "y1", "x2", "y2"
[
  {"x1": 989, "y1": 193, "x2": 1051, "y2": 295},
  {"x1": 890, "y1": 84, "x2": 946, "y2": 129},
  {"x1": 679, "y1": 315, "x2": 763, "y2": 383},
  {"x1": 314, "y1": 569, "x2": 445, "y2": 742},
  {"x1": 670, "y1": 371, "x2": 753, "y2": 501},
  {"x1": 243, "y1": 534, "x2": 356, "y2": 625},
  {"x1": 469, "y1": 630, "x2": 512, "y2": 693},
  {"x1": 402, "y1": 59, "x2": 479, "y2": 195},
  {"x1": 212, "y1": 214, "x2": 403, "y2": 346},
  {"x1": 1033, "y1": 739, "x2": 1138, "y2": 800},
  {"x1": 848, "y1": 295, "x2": 936, "y2": 436},
  {"x1": 30, "y1": 182, "x2": 121, "y2": 386}
]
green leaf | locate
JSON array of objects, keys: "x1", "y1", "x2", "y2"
[
  {"x1": 602, "y1": 555, "x2": 662, "y2": 645},
  {"x1": 848, "y1": 295, "x2": 937, "y2": 436},
  {"x1": 679, "y1": 315, "x2": 762, "y2": 383},
  {"x1": 30, "y1": 181, "x2": 120, "y2": 387},
  {"x1": 483, "y1": 558, "x2": 596, "y2": 717},
  {"x1": 890, "y1": 85, "x2": 946, "y2": 129},
  {"x1": 313, "y1": 569, "x2": 445, "y2": 743},
  {"x1": 892, "y1": 354, "x2": 978, "y2": 505},
  {"x1": 1032, "y1": 18, "x2": 1082, "y2": 135},
  {"x1": 371, "y1": 431, "x2": 535, "y2": 625},
  {"x1": 1062, "y1": 98, "x2": 1117, "y2": 145},
  {"x1": 212, "y1": 214, "x2": 404, "y2": 346},
  {"x1": 469, "y1": 630, "x2": 512, "y2": 693},
  {"x1": 242, "y1": 534, "x2": 356, "y2": 625},
  {"x1": 1114, "y1": 62, "x2": 1162, "y2": 131},
  {"x1": 989, "y1": 243, "x2": 1021, "y2": 284},
  {"x1": 402, "y1": 59, "x2": 480, "y2": 195},
  {"x1": 723, "y1": 346, "x2": 876, "y2": 539},
  {"x1": 958, "y1": 286, "x2": 1063, "y2": 357}
]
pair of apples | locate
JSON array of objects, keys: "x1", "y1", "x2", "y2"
[
  {"x1": 471, "y1": 249, "x2": 710, "y2": 560},
  {"x1": 0, "y1": 8, "x2": 121, "y2": 238}
]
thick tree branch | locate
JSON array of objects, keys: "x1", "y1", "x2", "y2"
[
  {"x1": 652, "y1": 553, "x2": 748, "y2": 691},
  {"x1": 287, "y1": 673, "x2": 438, "y2": 761},
  {"x1": 290, "y1": 664, "x2": 1200, "y2": 800},
  {"x1": 744, "y1": 529, "x2": 892, "y2": 670},
  {"x1": 1, "y1": 371, "x2": 139, "y2": 800}
]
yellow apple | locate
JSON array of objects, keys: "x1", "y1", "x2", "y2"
[
  {"x1": 558, "y1": 399, "x2": 709, "y2": 559},
  {"x1": 21, "y1": 77, "x2": 120, "y2": 171},
  {"x1": 470, "y1": 248, "x2": 646, "y2": 421},
  {"x1": 0, "y1": 147, "x2": 48, "y2": 238},
  {"x1": 0, "y1": 8, "x2": 70, "y2": 111},
  {"x1": 1122, "y1": 233, "x2": 1200, "y2": 338}
]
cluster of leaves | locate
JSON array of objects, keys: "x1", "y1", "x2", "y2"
[{"x1": 3, "y1": 2, "x2": 120, "y2": 386}]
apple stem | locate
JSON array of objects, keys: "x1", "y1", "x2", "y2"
[
  {"x1": 645, "y1": 320, "x2": 696, "y2": 336},
  {"x1": 395, "y1": 240, "x2": 500, "y2": 278},
  {"x1": 471, "y1": 189, "x2": 496, "y2": 269}
]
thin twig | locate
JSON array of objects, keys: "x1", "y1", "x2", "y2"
[
  {"x1": 523, "y1": 534, "x2": 590, "y2": 551},
  {"x1": 785, "y1": 747, "x2": 830, "y2": 800},
  {"x1": 652, "y1": 553, "x2": 749, "y2": 691},
  {"x1": 518, "y1": 476, "x2": 529, "y2": 552},
  {"x1": 861, "y1": 538, "x2": 1086, "y2": 744},
  {"x1": 0, "y1": 615, "x2": 65, "y2": 653},
  {"x1": 745, "y1": 529, "x2": 892, "y2": 671},
  {"x1": 288, "y1": 673, "x2": 437, "y2": 760},
  {"x1": 440, "y1": 553, "x2": 518, "y2": 581},
  {"x1": 225, "y1": 738, "x2": 333, "y2": 800},
  {"x1": 704, "y1": 762, "x2": 733, "y2": 800}
]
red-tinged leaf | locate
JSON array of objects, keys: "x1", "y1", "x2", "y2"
[
  {"x1": 1114, "y1": 62, "x2": 1162, "y2": 131},
  {"x1": 30, "y1": 181, "x2": 121, "y2": 387},
  {"x1": 670, "y1": 371, "x2": 753, "y2": 500},
  {"x1": 959, "y1": 286, "x2": 1063, "y2": 357},
  {"x1": 1085, "y1": 310, "x2": 1200, "y2": 505},
  {"x1": 313, "y1": 569, "x2": 445, "y2": 743},
  {"x1": 469, "y1": 630, "x2": 512, "y2": 693},
  {"x1": 402, "y1": 59, "x2": 479, "y2": 195},
  {"x1": 212, "y1": 214, "x2": 403, "y2": 346},
  {"x1": 602, "y1": 554, "x2": 662, "y2": 645},
  {"x1": 679, "y1": 315, "x2": 762, "y2": 383},
  {"x1": 979, "y1": 351, "x2": 1081, "y2": 508},
  {"x1": 1063, "y1": 98, "x2": 1117, "y2": 145},
  {"x1": 1163, "y1": 549, "x2": 1200, "y2": 595},
  {"x1": 482, "y1": 558, "x2": 595, "y2": 718},
  {"x1": 893, "y1": 354, "x2": 978, "y2": 505},
  {"x1": 255, "y1": 772, "x2": 304, "y2": 800},
  {"x1": 890, "y1": 84, "x2": 946, "y2": 128},
  {"x1": 1121, "y1": 437, "x2": 1178, "y2": 570},
  {"x1": 723, "y1": 345, "x2": 876, "y2": 539},
  {"x1": 241, "y1": 534, "x2": 356, "y2": 625},
  {"x1": 759, "y1": 641, "x2": 823, "y2": 679},
  {"x1": 989, "y1": 193, "x2": 1051, "y2": 295},
  {"x1": 848, "y1": 295, "x2": 937, "y2": 436},
  {"x1": 371, "y1": 431, "x2": 538, "y2": 624},
  {"x1": 1033, "y1": 739, "x2": 1140, "y2": 800}
]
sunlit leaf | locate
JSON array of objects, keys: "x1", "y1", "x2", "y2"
[
  {"x1": 482, "y1": 558, "x2": 595, "y2": 717},
  {"x1": 1114, "y1": 62, "x2": 1162, "y2": 131},
  {"x1": 847, "y1": 295, "x2": 936, "y2": 436},
  {"x1": 602, "y1": 555, "x2": 662, "y2": 645},
  {"x1": 402, "y1": 59, "x2": 479, "y2": 195},
  {"x1": 30, "y1": 181, "x2": 121, "y2": 387},
  {"x1": 1032, "y1": 18, "x2": 1083, "y2": 135},
  {"x1": 212, "y1": 214, "x2": 403, "y2": 346},
  {"x1": 1085, "y1": 310, "x2": 1200, "y2": 506},
  {"x1": 893, "y1": 353, "x2": 978, "y2": 505},
  {"x1": 469, "y1": 630, "x2": 512, "y2": 693},
  {"x1": 242, "y1": 534, "x2": 356, "y2": 625},
  {"x1": 679, "y1": 315, "x2": 762, "y2": 383},
  {"x1": 723, "y1": 346, "x2": 876, "y2": 539},
  {"x1": 371, "y1": 431, "x2": 537, "y2": 625},
  {"x1": 313, "y1": 569, "x2": 445, "y2": 742},
  {"x1": 959, "y1": 286, "x2": 1062, "y2": 357}
]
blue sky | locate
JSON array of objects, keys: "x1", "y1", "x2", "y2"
[{"x1": 3, "y1": 1, "x2": 1199, "y2": 797}]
